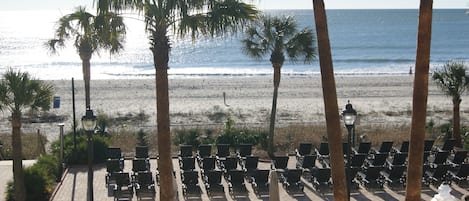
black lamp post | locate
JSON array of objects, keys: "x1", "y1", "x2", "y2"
[
  {"x1": 342, "y1": 100, "x2": 357, "y2": 201},
  {"x1": 82, "y1": 108, "x2": 97, "y2": 201}
]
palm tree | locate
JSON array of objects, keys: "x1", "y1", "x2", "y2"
[
  {"x1": 0, "y1": 70, "x2": 53, "y2": 201},
  {"x1": 312, "y1": 0, "x2": 347, "y2": 199},
  {"x1": 96, "y1": 0, "x2": 258, "y2": 199},
  {"x1": 47, "y1": 6, "x2": 126, "y2": 109},
  {"x1": 432, "y1": 61, "x2": 469, "y2": 147},
  {"x1": 241, "y1": 15, "x2": 316, "y2": 157},
  {"x1": 405, "y1": 1, "x2": 433, "y2": 200}
]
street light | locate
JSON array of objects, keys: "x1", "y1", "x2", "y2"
[
  {"x1": 82, "y1": 108, "x2": 97, "y2": 201},
  {"x1": 57, "y1": 123, "x2": 65, "y2": 182},
  {"x1": 342, "y1": 100, "x2": 357, "y2": 201}
]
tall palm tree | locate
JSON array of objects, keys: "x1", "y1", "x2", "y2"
[
  {"x1": 96, "y1": 0, "x2": 258, "y2": 199},
  {"x1": 432, "y1": 61, "x2": 469, "y2": 147},
  {"x1": 405, "y1": 0, "x2": 433, "y2": 200},
  {"x1": 0, "y1": 70, "x2": 53, "y2": 201},
  {"x1": 241, "y1": 15, "x2": 316, "y2": 157},
  {"x1": 47, "y1": 6, "x2": 126, "y2": 109},
  {"x1": 312, "y1": 0, "x2": 347, "y2": 200}
]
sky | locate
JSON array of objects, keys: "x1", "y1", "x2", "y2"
[{"x1": 1, "y1": 0, "x2": 467, "y2": 11}]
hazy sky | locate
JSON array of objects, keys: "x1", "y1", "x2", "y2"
[{"x1": 1, "y1": 0, "x2": 467, "y2": 10}]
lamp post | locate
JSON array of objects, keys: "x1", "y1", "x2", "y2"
[
  {"x1": 342, "y1": 100, "x2": 357, "y2": 201},
  {"x1": 82, "y1": 108, "x2": 97, "y2": 201},
  {"x1": 58, "y1": 123, "x2": 65, "y2": 181}
]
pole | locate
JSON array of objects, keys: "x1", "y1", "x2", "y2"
[
  {"x1": 72, "y1": 78, "x2": 77, "y2": 153},
  {"x1": 87, "y1": 130, "x2": 94, "y2": 201},
  {"x1": 59, "y1": 123, "x2": 64, "y2": 180},
  {"x1": 346, "y1": 125, "x2": 353, "y2": 201}
]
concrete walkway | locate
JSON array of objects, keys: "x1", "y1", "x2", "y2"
[{"x1": 50, "y1": 157, "x2": 469, "y2": 201}]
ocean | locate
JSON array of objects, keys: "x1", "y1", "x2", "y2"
[{"x1": 0, "y1": 9, "x2": 468, "y2": 80}]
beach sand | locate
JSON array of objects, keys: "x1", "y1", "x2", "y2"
[{"x1": 1, "y1": 75, "x2": 466, "y2": 143}]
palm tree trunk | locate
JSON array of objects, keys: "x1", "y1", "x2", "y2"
[
  {"x1": 312, "y1": 1, "x2": 347, "y2": 200},
  {"x1": 453, "y1": 98, "x2": 462, "y2": 147},
  {"x1": 268, "y1": 65, "x2": 281, "y2": 158},
  {"x1": 12, "y1": 112, "x2": 26, "y2": 201},
  {"x1": 81, "y1": 54, "x2": 92, "y2": 109},
  {"x1": 153, "y1": 31, "x2": 175, "y2": 201},
  {"x1": 405, "y1": 1, "x2": 433, "y2": 200}
]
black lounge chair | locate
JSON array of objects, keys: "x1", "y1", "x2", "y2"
[
  {"x1": 295, "y1": 143, "x2": 313, "y2": 158},
  {"x1": 366, "y1": 152, "x2": 388, "y2": 167},
  {"x1": 237, "y1": 144, "x2": 252, "y2": 158},
  {"x1": 281, "y1": 168, "x2": 304, "y2": 194},
  {"x1": 372, "y1": 141, "x2": 393, "y2": 154},
  {"x1": 133, "y1": 171, "x2": 156, "y2": 200},
  {"x1": 243, "y1": 155, "x2": 259, "y2": 179},
  {"x1": 204, "y1": 170, "x2": 224, "y2": 197},
  {"x1": 316, "y1": 142, "x2": 329, "y2": 165},
  {"x1": 179, "y1": 157, "x2": 196, "y2": 172},
  {"x1": 449, "y1": 150, "x2": 468, "y2": 165},
  {"x1": 227, "y1": 169, "x2": 247, "y2": 196},
  {"x1": 386, "y1": 152, "x2": 407, "y2": 167},
  {"x1": 106, "y1": 159, "x2": 124, "y2": 186},
  {"x1": 393, "y1": 141, "x2": 409, "y2": 154},
  {"x1": 381, "y1": 164, "x2": 406, "y2": 190},
  {"x1": 216, "y1": 144, "x2": 231, "y2": 158},
  {"x1": 296, "y1": 154, "x2": 317, "y2": 174},
  {"x1": 135, "y1": 146, "x2": 149, "y2": 159},
  {"x1": 437, "y1": 139, "x2": 456, "y2": 152},
  {"x1": 449, "y1": 163, "x2": 469, "y2": 186},
  {"x1": 198, "y1": 144, "x2": 212, "y2": 159},
  {"x1": 424, "y1": 140, "x2": 434, "y2": 152},
  {"x1": 179, "y1": 144, "x2": 193, "y2": 157},
  {"x1": 424, "y1": 164, "x2": 451, "y2": 186},
  {"x1": 132, "y1": 158, "x2": 150, "y2": 173},
  {"x1": 343, "y1": 142, "x2": 350, "y2": 155},
  {"x1": 428, "y1": 151, "x2": 450, "y2": 167},
  {"x1": 112, "y1": 172, "x2": 133, "y2": 201},
  {"x1": 181, "y1": 170, "x2": 201, "y2": 197},
  {"x1": 200, "y1": 157, "x2": 217, "y2": 176},
  {"x1": 251, "y1": 169, "x2": 270, "y2": 196},
  {"x1": 357, "y1": 166, "x2": 385, "y2": 190},
  {"x1": 311, "y1": 167, "x2": 332, "y2": 194},
  {"x1": 220, "y1": 156, "x2": 239, "y2": 175},
  {"x1": 272, "y1": 156, "x2": 289, "y2": 176},
  {"x1": 353, "y1": 142, "x2": 371, "y2": 155},
  {"x1": 107, "y1": 147, "x2": 124, "y2": 160},
  {"x1": 349, "y1": 153, "x2": 367, "y2": 168}
]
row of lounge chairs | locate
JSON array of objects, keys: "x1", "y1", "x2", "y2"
[
  {"x1": 295, "y1": 139, "x2": 469, "y2": 193},
  {"x1": 105, "y1": 146, "x2": 156, "y2": 201}
]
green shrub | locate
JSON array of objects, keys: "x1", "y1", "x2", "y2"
[
  {"x1": 174, "y1": 129, "x2": 202, "y2": 148},
  {"x1": 50, "y1": 129, "x2": 110, "y2": 165},
  {"x1": 216, "y1": 116, "x2": 267, "y2": 148},
  {"x1": 136, "y1": 129, "x2": 148, "y2": 146},
  {"x1": 5, "y1": 155, "x2": 58, "y2": 201}
]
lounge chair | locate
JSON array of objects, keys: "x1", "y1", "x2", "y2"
[
  {"x1": 112, "y1": 172, "x2": 133, "y2": 201},
  {"x1": 357, "y1": 166, "x2": 385, "y2": 190},
  {"x1": 133, "y1": 171, "x2": 156, "y2": 200},
  {"x1": 366, "y1": 152, "x2": 388, "y2": 167},
  {"x1": 204, "y1": 170, "x2": 224, "y2": 197},
  {"x1": 386, "y1": 152, "x2": 407, "y2": 167},
  {"x1": 448, "y1": 150, "x2": 468, "y2": 165},
  {"x1": 135, "y1": 146, "x2": 149, "y2": 159},
  {"x1": 181, "y1": 170, "x2": 201, "y2": 197},
  {"x1": 237, "y1": 144, "x2": 252, "y2": 158},
  {"x1": 179, "y1": 157, "x2": 196, "y2": 172},
  {"x1": 271, "y1": 156, "x2": 289, "y2": 176},
  {"x1": 393, "y1": 141, "x2": 409, "y2": 154},
  {"x1": 106, "y1": 159, "x2": 123, "y2": 186},
  {"x1": 371, "y1": 141, "x2": 393, "y2": 154},
  {"x1": 449, "y1": 163, "x2": 469, "y2": 186},
  {"x1": 243, "y1": 156, "x2": 259, "y2": 181},
  {"x1": 424, "y1": 140, "x2": 434, "y2": 152},
  {"x1": 179, "y1": 144, "x2": 193, "y2": 157},
  {"x1": 251, "y1": 169, "x2": 270, "y2": 197},
  {"x1": 428, "y1": 151, "x2": 450, "y2": 167},
  {"x1": 220, "y1": 156, "x2": 239, "y2": 176},
  {"x1": 295, "y1": 143, "x2": 313, "y2": 158},
  {"x1": 424, "y1": 164, "x2": 451, "y2": 186},
  {"x1": 107, "y1": 147, "x2": 124, "y2": 160},
  {"x1": 381, "y1": 164, "x2": 406, "y2": 190},
  {"x1": 353, "y1": 142, "x2": 371, "y2": 155},
  {"x1": 200, "y1": 156, "x2": 217, "y2": 176},
  {"x1": 315, "y1": 142, "x2": 329, "y2": 164},
  {"x1": 216, "y1": 144, "x2": 231, "y2": 158},
  {"x1": 311, "y1": 167, "x2": 332, "y2": 194},
  {"x1": 227, "y1": 169, "x2": 248, "y2": 196},
  {"x1": 296, "y1": 154, "x2": 317, "y2": 174},
  {"x1": 281, "y1": 168, "x2": 304, "y2": 194},
  {"x1": 132, "y1": 158, "x2": 150, "y2": 173},
  {"x1": 349, "y1": 153, "x2": 367, "y2": 168},
  {"x1": 437, "y1": 139, "x2": 456, "y2": 152},
  {"x1": 197, "y1": 144, "x2": 212, "y2": 165}
]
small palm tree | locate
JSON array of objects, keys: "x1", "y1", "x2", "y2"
[
  {"x1": 47, "y1": 6, "x2": 126, "y2": 109},
  {"x1": 0, "y1": 70, "x2": 53, "y2": 201},
  {"x1": 97, "y1": 0, "x2": 258, "y2": 199},
  {"x1": 241, "y1": 15, "x2": 316, "y2": 157},
  {"x1": 432, "y1": 61, "x2": 469, "y2": 147}
]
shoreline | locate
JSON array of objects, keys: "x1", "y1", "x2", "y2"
[{"x1": 0, "y1": 75, "x2": 466, "y2": 143}]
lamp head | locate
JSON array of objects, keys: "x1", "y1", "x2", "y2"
[
  {"x1": 342, "y1": 100, "x2": 357, "y2": 126},
  {"x1": 81, "y1": 109, "x2": 97, "y2": 132}
]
